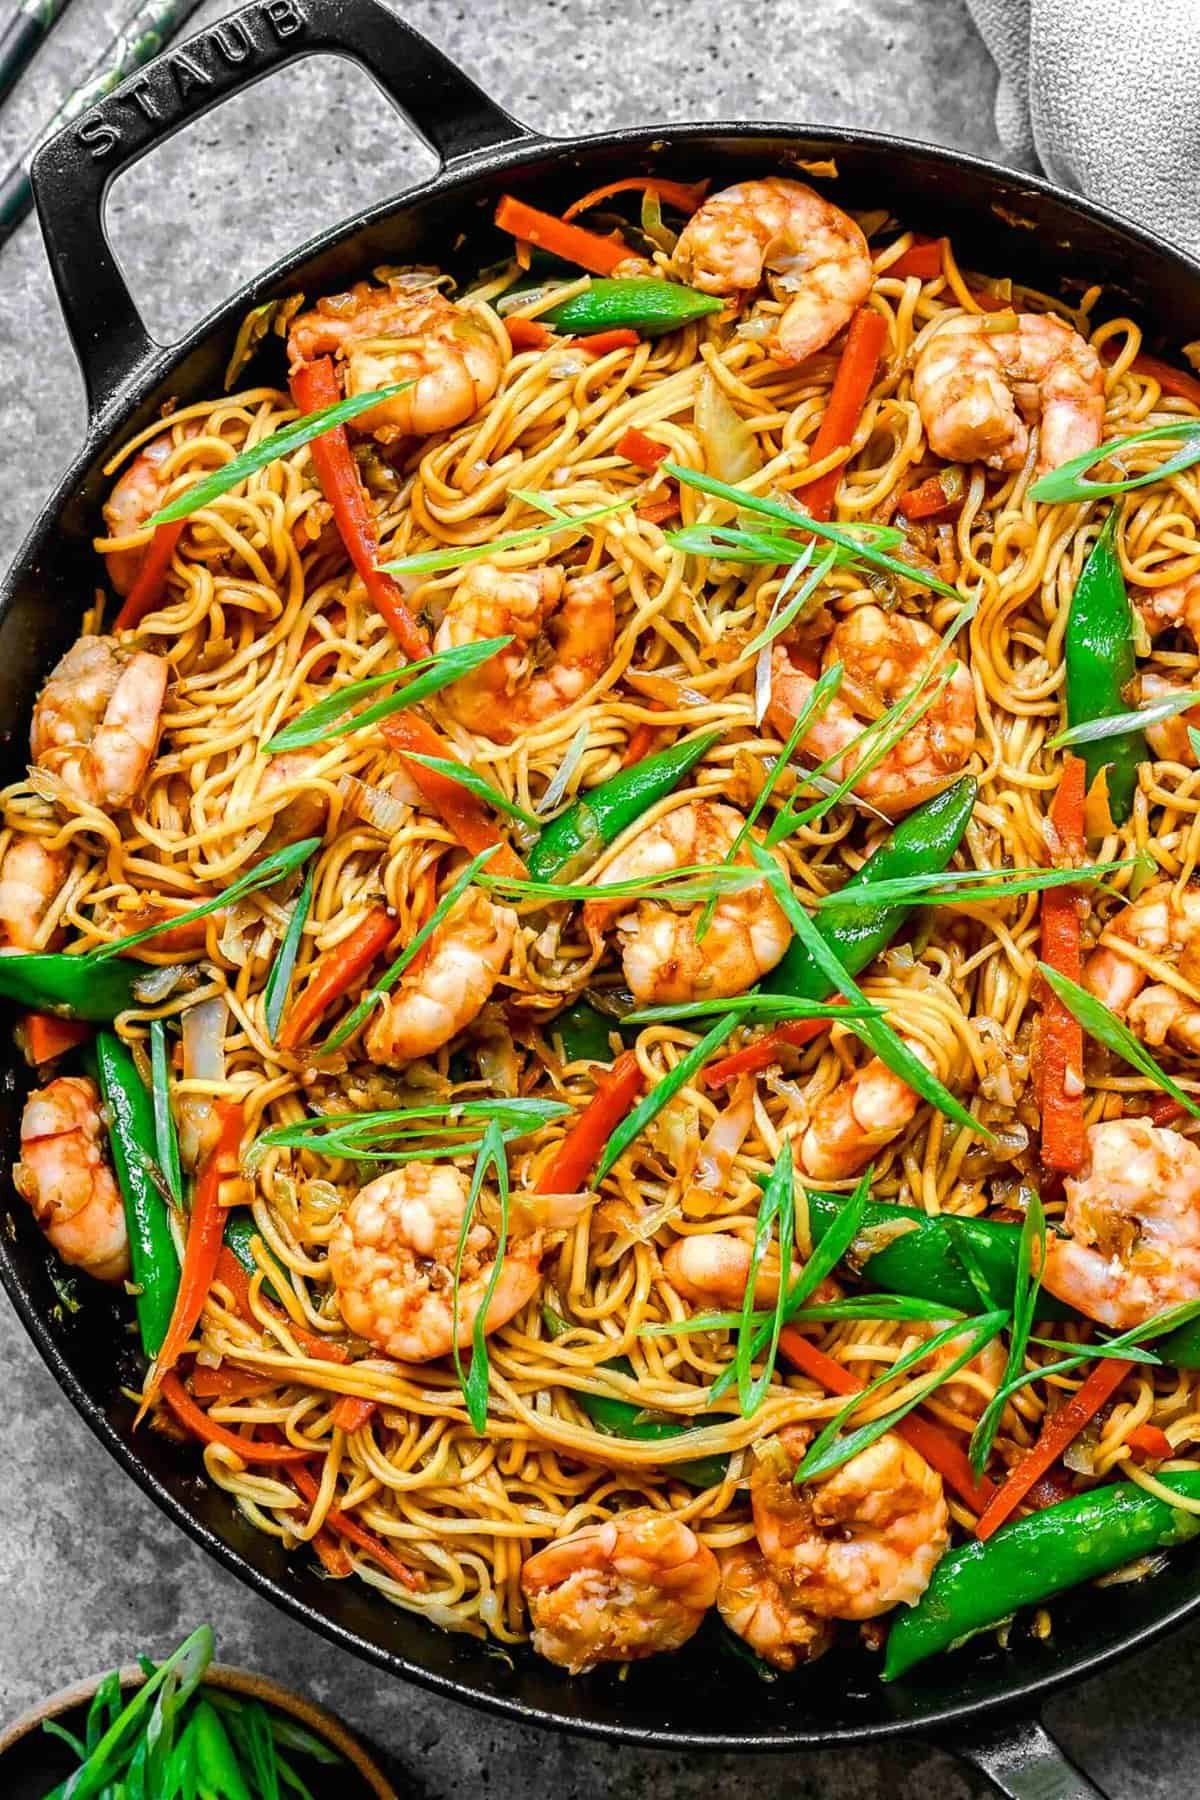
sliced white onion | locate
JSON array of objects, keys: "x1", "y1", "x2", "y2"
[
  {"x1": 179, "y1": 994, "x2": 229, "y2": 1170},
  {"x1": 538, "y1": 720, "x2": 590, "y2": 817},
  {"x1": 338, "y1": 774, "x2": 409, "y2": 834}
]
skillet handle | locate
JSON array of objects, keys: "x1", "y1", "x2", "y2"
[
  {"x1": 941, "y1": 1713, "x2": 1111, "y2": 1799},
  {"x1": 30, "y1": 0, "x2": 535, "y2": 421}
]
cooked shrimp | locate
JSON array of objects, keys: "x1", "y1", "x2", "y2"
[
  {"x1": 751, "y1": 1426, "x2": 948, "y2": 1620},
  {"x1": 673, "y1": 178, "x2": 872, "y2": 364},
  {"x1": 1085, "y1": 882, "x2": 1200, "y2": 1054},
  {"x1": 102, "y1": 428, "x2": 196, "y2": 596},
  {"x1": 1136, "y1": 569, "x2": 1200, "y2": 644},
  {"x1": 434, "y1": 565, "x2": 615, "y2": 742},
  {"x1": 14, "y1": 1076, "x2": 129, "y2": 1283},
  {"x1": 521, "y1": 1511, "x2": 719, "y2": 1672},
  {"x1": 31, "y1": 635, "x2": 167, "y2": 813},
  {"x1": 0, "y1": 835, "x2": 67, "y2": 949},
  {"x1": 913, "y1": 311, "x2": 1104, "y2": 476},
  {"x1": 664, "y1": 1232, "x2": 841, "y2": 1310},
  {"x1": 288, "y1": 283, "x2": 503, "y2": 442},
  {"x1": 907, "y1": 1317, "x2": 1006, "y2": 1422},
  {"x1": 583, "y1": 799, "x2": 791, "y2": 1005},
  {"x1": 1040, "y1": 1119, "x2": 1200, "y2": 1328},
  {"x1": 1140, "y1": 672, "x2": 1200, "y2": 765},
  {"x1": 769, "y1": 606, "x2": 975, "y2": 817},
  {"x1": 715, "y1": 1545, "x2": 833, "y2": 1672},
  {"x1": 328, "y1": 1161, "x2": 541, "y2": 1362},
  {"x1": 253, "y1": 750, "x2": 329, "y2": 854},
  {"x1": 363, "y1": 887, "x2": 516, "y2": 1066},
  {"x1": 797, "y1": 1041, "x2": 936, "y2": 1181}
]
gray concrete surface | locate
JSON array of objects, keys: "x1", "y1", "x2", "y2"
[{"x1": 0, "y1": 1, "x2": 1193, "y2": 1793}]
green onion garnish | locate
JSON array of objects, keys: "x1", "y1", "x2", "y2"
[
  {"x1": 981, "y1": 1301, "x2": 1200, "y2": 1417},
  {"x1": 263, "y1": 862, "x2": 315, "y2": 1043},
  {"x1": 792, "y1": 1309, "x2": 1010, "y2": 1483},
  {"x1": 743, "y1": 547, "x2": 838, "y2": 660},
  {"x1": 398, "y1": 752, "x2": 541, "y2": 828},
  {"x1": 149, "y1": 1017, "x2": 183, "y2": 1208},
  {"x1": 1028, "y1": 420, "x2": 1200, "y2": 505},
  {"x1": 1038, "y1": 962, "x2": 1200, "y2": 1121},
  {"x1": 452, "y1": 1117, "x2": 510, "y2": 1433},
  {"x1": 642, "y1": 1291, "x2": 959, "y2": 1336},
  {"x1": 319, "y1": 846, "x2": 495, "y2": 1053},
  {"x1": 253, "y1": 1096, "x2": 568, "y2": 1161},
  {"x1": 623, "y1": 994, "x2": 881, "y2": 1025},
  {"x1": 263, "y1": 637, "x2": 512, "y2": 754},
  {"x1": 735, "y1": 1142, "x2": 795, "y2": 1416},
  {"x1": 969, "y1": 1193, "x2": 1045, "y2": 1477},
  {"x1": 809, "y1": 859, "x2": 1134, "y2": 908},
  {"x1": 1048, "y1": 689, "x2": 1200, "y2": 749},
  {"x1": 594, "y1": 1009, "x2": 743, "y2": 1182},
  {"x1": 380, "y1": 494, "x2": 634, "y2": 576},
  {"x1": 480, "y1": 864, "x2": 762, "y2": 906},
  {"x1": 87, "y1": 837, "x2": 320, "y2": 963},
  {"x1": 752, "y1": 844, "x2": 990, "y2": 1141},
  {"x1": 146, "y1": 384, "x2": 413, "y2": 526}
]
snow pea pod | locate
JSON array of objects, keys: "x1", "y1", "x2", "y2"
[
  {"x1": 0, "y1": 951, "x2": 139, "y2": 1019},
  {"x1": 93, "y1": 1030, "x2": 179, "y2": 1358},
  {"x1": 1064, "y1": 510, "x2": 1146, "y2": 825},
  {"x1": 761, "y1": 776, "x2": 977, "y2": 1001},
  {"x1": 883, "y1": 1469, "x2": 1200, "y2": 1680},
  {"x1": 527, "y1": 731, "x2": 721, "y2": 882},
  {"x1": 542, "y1": 278, "x2": 723, "y2": 337}
]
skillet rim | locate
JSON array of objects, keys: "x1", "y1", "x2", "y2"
[{"x1": 7, "y1": 109, "x2": 1200, "y2": 1750}]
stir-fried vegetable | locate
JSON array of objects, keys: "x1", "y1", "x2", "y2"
[
  {"x1": 527, "y1": 730, "x2": 720, "y2": 882},
  {"x1": 1029, "y1": 419, "x2": 1200, "y2": 505},
  {"x1": 541, "y1": 277, "x2": 723, "y2": 336},
  {"x1": 494, "y1": 194, "x2": 634, "y2": 275},
  {"x1": 1038, "y1": 755, "x2": 1087, "y2": 1174},
  {"x1": 92, "y1": 1030, "x2": 179, "y2": 1359},
  {"x1": 1061, "y1": 511, "x2": 1146, "y2": 824},
  {"x1": 801, "y1": 306, "x2": 888, "y2": 520},
  {"x1": 0, "y1": 952, "x2": 139, "y2": 1020},
  {"x1": 382, "y1": 714, "x2": 528, "y2": 879}
]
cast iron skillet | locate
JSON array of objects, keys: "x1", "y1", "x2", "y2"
[{"x1": 6, "y1": 0, "x2": 1200, "y2": 1788}]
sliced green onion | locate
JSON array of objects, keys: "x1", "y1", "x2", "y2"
[
  {"x1": 664, "y1": 462, "x2": 963, "y2": 601},
  {"x1": 479, "y1": 863, "x2": 762, "y2": 906},
  {"x1": 642, "y1": 1292, "x2": 959, "y2": 1336},
  {"x1": 735, "y1": 1142, "x2": 795, "y2": 1416},
  {"x1": 594, "y1": 1010, "x2": 743, "y2": 1182},
  {"x1": 743, "y1": 547, "x2": 837, "y2": 659},
  {"x1": 254, "y1": 1095, "x2": 568, "y2": 1159},
  {"x1": 263, "y1": 637, "x2": 512, "y2": 753},
  {"x1": 942, "y1": 1215, "x2": 1005, "y2": 1309},
  {"x1": 1049, "y1": 689, "x2": 1200, "y2": 749},
  {"x1": 810, "y1": 859, "x2": 1133, "y2": 908},
  {"x1": 87, "y1": 837, "x2": 320, "y2": 963},
  {"x1": 398, "y1": 753, "x2": 541, "y2": 827},
  {"x1": 1038, "y1": 962, "x2": 1200, "y2": 1121},
  {"x1": 380, "y1": 494, "x2": 634, "y2": 576},
  {"x1": 1028, "y1": 420, "x2": 1200, "y2": 505},
  {"x1": 752, "y1": 844, "x2": 990, "y2": 1141},
  {"x1": 969, "y1": 1192, "x2": 1045, "y2": 1477},
  {"x1": 624, "y1": 994, "x2": 881, "y2": 1025},
  {"x1": 695, "y1": 660, "x2": 844, "y2": 941},
  {"x1": 452, "y1": 1117, "x2": 509, "y2": 1433},
  {"x1": 1030, "y1": 1336, "x2": 1161, "y2": 1364},
  {"x1": 263, "y1": 863, "x2": 315, "y2": 1043},
  {"x1": 983, "y1": 1300, "x2": 1200, "y2": 1416},
  {"x1": 792, "y1": 1309, "x2": 1010, "y2": 1483},
  {"x1": 708, "y1": 1165, "x2": 873, "y2": 1404},
  {"x1": 319, "y1": 847, "x2": 494, "y2": 1053},
  {"x1": 149, "y1": 1018, "x2": 183, "y2": 1208},
  {"x1": 146, "y1": 384, "x2": 413, "y2": 527}
]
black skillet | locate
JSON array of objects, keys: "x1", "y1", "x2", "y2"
[{"x1": 4, "y1": 1, "x2": 1199, "y2": 1790}]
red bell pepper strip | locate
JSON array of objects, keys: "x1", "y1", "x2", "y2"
[
  {"x1": 494, "y1": 194, "x2": 631, "y2": 277},
  {"x1": 161, "y1": 1370, "x2": 313, "y2": 1463},
  {"x1": 975, "y1": 1356, "x2": 1134, "y2": 1540},
  {"x1": 1100, "y1": 339, "x2": 1200, "y2": 409},
  {"x1": 801, "y1": 307, "x2": 888, "y2": 521},
  {"x1": 1148, "y1": 1094, "x2": 1189, "y2": 1128},
  {"x1": 1038, "y1": 754, "x2": 1087, "y2": 1175},
  {"x1": 213, "y1": 1246, "x2": 350, "y2": 1365},
  {"x1": 535, "y1": 1050, "x2": 646, "y2": 1193},
  {"x1": 703, "y1": 1009, "x2": 845, "y2": 1088},
  {"x1": 18, "y1": 1012, "x2": 90, "y2": 1066},
  {"x1": 616, "y1": 426, "x2": 670, "y2": 470},
  {"x1": 884, "y1": 238, "x2": 945, "y2": 282},
  {"x1": 288, "y1": 1458, "x2": 423, "y2": 1590},
  {"x1": 636, "y1": 490, "x2": 681, "y2": 526},
  {"x1": 579, "y1": 329, "x2": 641, "y2": 357},
  {"x1": 189, "y1": 1363, "x2": 280, "y2": 1401},
  {"x1": 278, "y1": 907, "x2": 396, "y2": 1052},
  {"x1": 289, "y1": 357, "x2": 429, "y2": 661},
  {"x1": 898, "y1": 472, "x2": 963, "y2": 521},
  {"x1": 382, "y1": 713, "x2": 528, "y2": 880},
  {"x1": 778, "y1": 1327, "x2": 996, "y2": 1513},
  {"x1": 562, "y1": 176, "x2": 709, "y2": 222},
  {"x1": 113, "y1": 522, "x2": 185, "y2": 631},
  {"x1": 506, "y1": 316, "x2": 553, "y2": 351},
  {"x1": 1127, "y1": 1423, "x2": 1173, "y2": 1460},
  {"x1": 620, "y1": 701, "x2": 667, "y2": 769},
  {"x1": 331, "y1": 1395, "x2": 378, "y2": 1433},
  {"x1": 138, "y1": 1102, "x2": 244, "y2": 1420}
]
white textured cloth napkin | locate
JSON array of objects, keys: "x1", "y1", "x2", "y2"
[{"x1": 965, "y1": 0, "x2": 1200, "y2": 253}]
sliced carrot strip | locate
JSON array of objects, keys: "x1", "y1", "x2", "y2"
[
  {"x1": 506, "y1": 316, "x2": 552, "y2": 351},
  {"x1": 898, "y1": 473, "x2": 961, "y2": 521},
  {"x1": 289, "y1": 1459, "x2": 423, "y2": 1591},
  {"x1": 278, "y1": 907, "x2": 396, "y2": 1052},
  {"x1": 1038, "y1": 754, "x2": 1086, "y2": 1175},
  {"x1": 331, "y1": 1395, "x2": 378, "y2": 1433},
  {"x1": 113, "y1": 521, "x2": 185, "y2": 631},
  {"x1": 703, "y1": 1011, "x2": 843, "y2": 1088},
  {"x1": 616, "y1": 426, "x2": 669, "y2": 471},
  {"x1": 801, "y1": 307, "x2": 888, "y2": 521},
  {"x1": 19, "y1": 1012, "x2": 90, "y2": 1066},
  {"x1": 494, "y1": 195, "x2": 630, "y2": 278},
  {"x1": 535, "y1": 1051, "x2": 645, "y2": 1193},
  {"x1": 161, "y1": 1371, "x2": 313, "y2": 1463},
  {"x1": 1127, "y1": 1423, "x2": 1173, "y2": 1460},
  {"x1": 579, "y1": 329, "x2": 641, "y2": 357},
  {"x1": 213, "y1": 1245, "x2": 351, "y2": 1366},
  {"x1": 975, "y1": 1358, "x2": 1134, "y2": 1540},
  {"x1": 382, "y1": 713, "x2": 527, "y2": 880},
  {"x1": 189, "y1": 1363, "x2": 281, "y2": 1401},
  {"x1": 562, "y1": 176, "x2": 708, "y2": 222}
]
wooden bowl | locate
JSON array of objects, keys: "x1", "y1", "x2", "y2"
[{"x1": 0, "y1": 1659, "x2": 399, "y2": 1798}]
